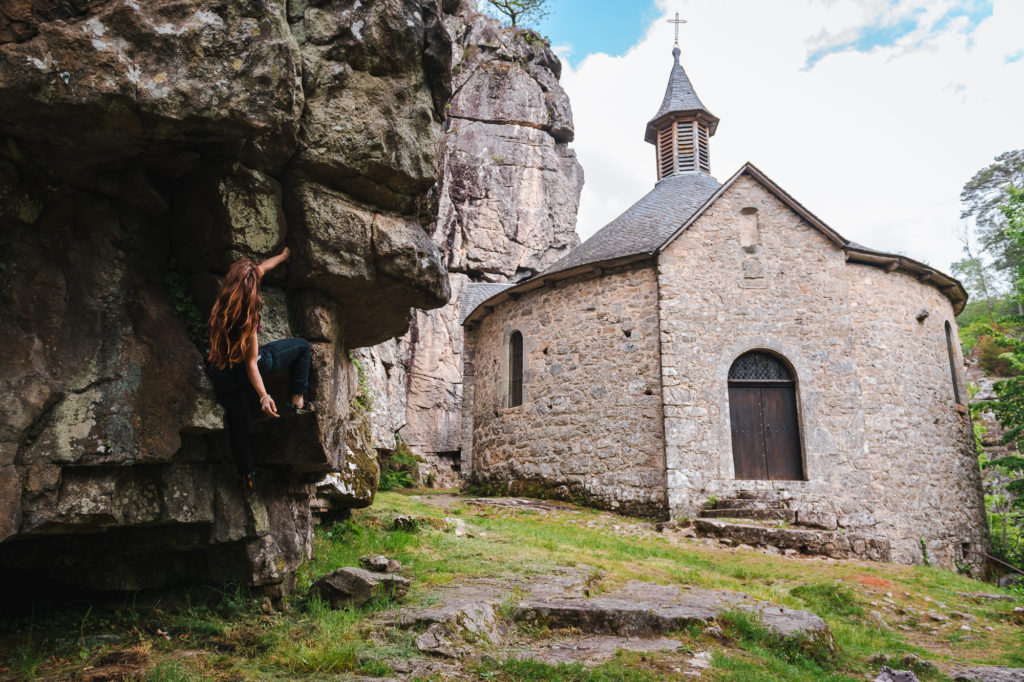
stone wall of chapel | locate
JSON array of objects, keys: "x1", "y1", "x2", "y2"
[
  {"x1": 465, "y1": 265, "x2": 668, "y2": 517},
  {"x1": 844, "y1": 266, "x2": 988, "y2": 567},
  {"x1": 658, "y1": 174, "x2": 988, "y2": 567}
]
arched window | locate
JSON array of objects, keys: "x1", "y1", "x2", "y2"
[
  {"x1": 728, "y1": 351, "x2": 804, "y2": 480},
  {"x1": 508, "y1": 331, "x2": 523, "y2": 407},
  {"x1": 945, "y1": 321, "x2": 962, "y2": 405}
]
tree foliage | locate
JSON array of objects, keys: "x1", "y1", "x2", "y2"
[
  {"x1": 971, "y1": 184, "x2": 1024, "y2": 569},
  {"x1": 1002, "y1": 185, "x2": 1024, "y2": 308},
  {"x1": 960, "y1": 149, "x2": 1024, "y2": 277},
  {"x1": 977, "y1": 327, "x2": 1024, "y2": 495},
  {"x1": 952, "y1": 253, "x2": 996, "y2": 321},
  {"x1": 480, "y1": 0, "x2": 549, "y2": 28}
]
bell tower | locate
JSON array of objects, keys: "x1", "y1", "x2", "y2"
[{"x1": 644, "y1": 15, "x2": 719, "y2": 180}]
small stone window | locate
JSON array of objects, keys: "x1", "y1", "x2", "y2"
[
  {"x1": 508, "y1": 331, "x2": 523, "y2": 408},
  {"x1": 739, "y1": 207, "x2": 760, "y2": 253},
  {"x1": 945, "y1": 321, "x2": 963, "y2": 405}
]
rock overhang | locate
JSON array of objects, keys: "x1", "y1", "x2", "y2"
[{"x1": 0, "y1": 0, "x2": 460, "y2": 594}]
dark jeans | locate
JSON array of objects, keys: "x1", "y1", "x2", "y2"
[{"x1": 208, "y1": 337, "x2": 312, "y2": 476}]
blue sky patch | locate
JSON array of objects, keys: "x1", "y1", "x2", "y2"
[
  {"x1": 803, "y1": 0, "x2": 994, "y2": 70},
  {"x1": 933, "y1": 0, "x2": 994, "y2": 33},
  {"x1": 535, "y1": 0, "x2": 660, "y2": 65}
]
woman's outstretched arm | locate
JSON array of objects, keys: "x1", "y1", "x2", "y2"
[
  {"x1": 257, "y1": 246, "x2": 290, "y2": 277},
  {"x1": 246, "y1": 330, "x2": 278, "y2": 418}
]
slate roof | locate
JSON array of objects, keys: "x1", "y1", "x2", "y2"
[
  {"x1": 459, "y1": 282, "x2": 512, "y2": 324},
  {"x1": 540, "y1": 172, "x2": 722, "y2": 277},
  {"x1": 644, "y1": 46, "x2": 719, "y2": 143},
  {"x1": 461, "y1": 163, "x2": 969, "y2": 325}
]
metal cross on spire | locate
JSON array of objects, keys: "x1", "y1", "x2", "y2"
[{"x1": 667, "y1": 12, "x2": 687, "y2": 46}]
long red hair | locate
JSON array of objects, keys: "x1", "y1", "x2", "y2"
[{"x1": 208, "y1": 259, "x2": 262, "y2": 369}]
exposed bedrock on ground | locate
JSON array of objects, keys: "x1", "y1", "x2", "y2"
[
  {"x1": 357, "y1": 7, "x2": 583, "y2": 481},
  {"x1": 0, "y1": 0, "x2": 457, "y2": 595}
]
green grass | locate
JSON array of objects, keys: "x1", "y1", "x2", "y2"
[
  {"x1": 2, "y1": 491, "x2": 1022, "y2": 681},
  {"x1": 145, "y1": 658, "x2": 211, "y2": 682},
  {"x1": 789, "y1": 583, "x2": 864, "y2": 618},
  {"x1": 474, "y1": 654, "x2": 661, "y2": 681},
  {"x1": 719, "y1": 608, "x2": 834, "y2": 669}
]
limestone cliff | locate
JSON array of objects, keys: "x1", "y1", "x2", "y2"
[
  {"x1": 0, "y1": 0, "x2": 455, "y2": 599},
  {"x1": 357, "y1": 7, "x2": 583, "y2": 484}
]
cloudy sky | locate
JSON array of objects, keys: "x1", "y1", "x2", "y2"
[{"x1": 535, "y1": 0, "x2": 1024, "y2": 274}]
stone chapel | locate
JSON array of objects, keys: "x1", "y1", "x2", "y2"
[{"x1": 458, "y1": 44, "x2": 989, "y2": 568}]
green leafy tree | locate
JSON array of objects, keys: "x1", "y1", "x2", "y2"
[
  {"x1": 952, "y1": 253, "x2": 997, "y2": 323},
  {"x1": 1003, "y1": 185, "x2": 1024, "y2": 310},
  {"x1": 480, "y1": 0, "x2": 549, "y2": 27},
  {"x1": 974, "y1": 185, "x2": 1024, "y2": 569},
  {"x1": 977, "y1": 330, "x2": 1024, "y2": 569},
  {"x1": 960, "y1": 149, "x2": 1024, "y2": 280}
]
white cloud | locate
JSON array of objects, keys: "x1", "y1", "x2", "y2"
[{"x1": 558, "y1": 0, "x2": 1024, "y2": 274}]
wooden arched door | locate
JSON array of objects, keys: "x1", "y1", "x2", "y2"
[{"x1": 728, "y1": 351, "x2": 804, "y2": 480}]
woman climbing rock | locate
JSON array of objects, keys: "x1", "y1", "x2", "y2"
[{"x1": 206, "y1": 247, "x2": 315, "y2": 488}]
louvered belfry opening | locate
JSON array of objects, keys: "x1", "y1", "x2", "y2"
[
  {"x1": 657, "y1": 127, "x2": 674, "y2": 179},
  {"x1": 676, "y1": 120, "x2": 696, "y2": 172},
  {"x1": 646, "y1": 45, "x2": 718, "y2": 181},
  {"x1": 697, "y1": 121, "x2": 710, "y2": 173},
  {"x1": 654, "y1": 118, "x2": 712, "y2": 180}
]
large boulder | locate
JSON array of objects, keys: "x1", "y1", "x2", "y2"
[
  {"x1": 439, "y1": 9, "x2": 582, "y2": 280},
  {"x1": 308, "y1": 566, "x2": 411, "y2": 608},
  {"x1": 285, "y1": 178, "x2": 450, "y2": 348},
  {"x1": 437, "y1": 121, "x2": 582, "y2": 280},
  {"x1": 291, "y1": 0, "x2": 452, "y2": 213},
  {"x1": 0, "y1": 0, "x2": 303, "y2": 176},
  {"x1": 0, "y1": 0, "x2": 456, "y2": 595}
]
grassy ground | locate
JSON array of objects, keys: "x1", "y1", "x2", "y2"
[{"x1": 1, "y1": 490, "x2": 1022, "y2": 681}]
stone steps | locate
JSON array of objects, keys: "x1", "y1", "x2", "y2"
[
  {"x1": 708, "y1": 498, "x2": 786, "y2": 511},
  {"x1": 733, "y1": 490, "x2": 784, "y2": 501},
  {"x1": 694, "y1": 518, "x2": 891, "y2": 562},
  {"x1": 699, "y1": 507, "x2": 796, "y2": 522},
  {"x1": 391, "y1": 570, "x2": 835, "y2": 664},
  {"x1": 514, "y1": 586, "x2": 829, "y2": 642}
]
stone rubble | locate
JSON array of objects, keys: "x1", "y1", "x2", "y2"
[
  {"x1": 360, "y1": 556, "x2": 402, "y2": 574},
  {"x1": 308, "y1": 567, "x2": 410, "y2": 610},
  {"x1": 875, "y1": 667, "x2": 921, "y2": 682}
]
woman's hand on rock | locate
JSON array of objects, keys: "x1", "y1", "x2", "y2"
[{"x1": 257, "y1": 247, "x2": 289, "y2": 276}]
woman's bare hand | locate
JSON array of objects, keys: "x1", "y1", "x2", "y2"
[
  {"x1": 261, "y1": 395, "x2": 279, "y2": 418},
  {"x1": 258, "y1": 247, "x2": 290, "y2": 276}
]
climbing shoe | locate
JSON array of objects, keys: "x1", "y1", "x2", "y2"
[{"x1": 291, "y1": 400, "x2": 317, "y2": 415}]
